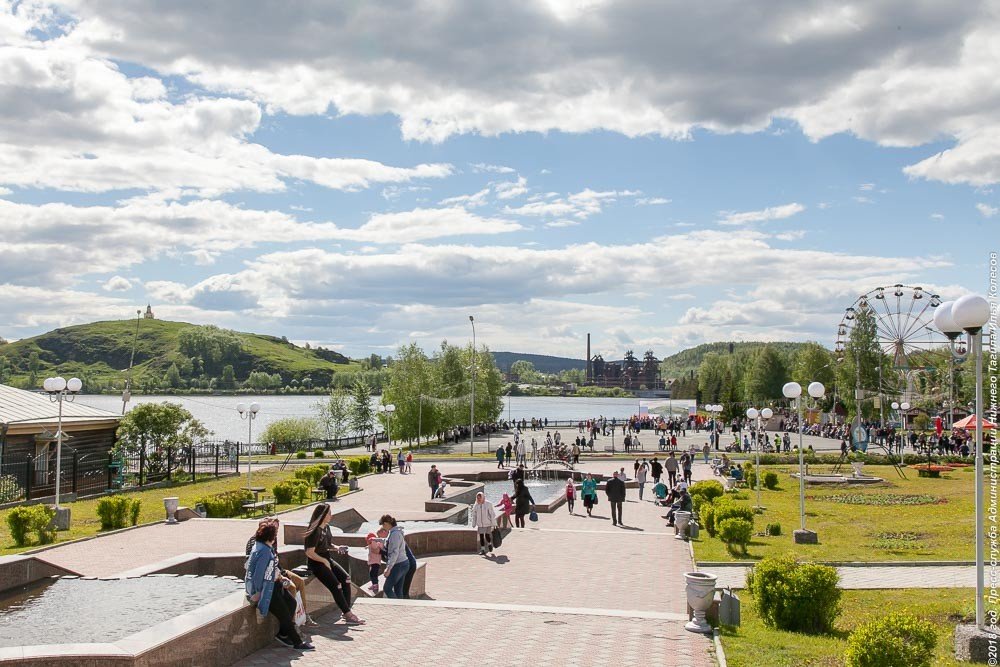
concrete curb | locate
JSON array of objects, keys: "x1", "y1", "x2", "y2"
[{"x1": 713, "y1": 629, "x2": 728, "y2": 667}]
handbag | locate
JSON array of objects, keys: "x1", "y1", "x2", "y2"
[
  {"x1": 529, "y1": 509, "x2": 538, "y2": 522},
  {"x1": 292, "y1": 590, "x2": 306, "y2": 626},
  {"x1": 491, "y1": 527, "x2": 503, "y2": 548}
]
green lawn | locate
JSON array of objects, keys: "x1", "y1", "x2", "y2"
[
  {"x1": 721, "y1": 588, "x2": 974, "y2": 667},
  {"x1": 693, "y1": 464, "x2": 977, "y2": 562},
  {"x1": 0, "y1": 468, "x2": 310, "y2": 556}
]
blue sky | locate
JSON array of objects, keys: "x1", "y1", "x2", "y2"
[{"x1": 0, "y1": 1, "x2": 996, "y2": 360}]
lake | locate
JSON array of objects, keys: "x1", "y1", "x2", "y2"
[{"x1": 74, "y1": 394, "x2": 643, "y2": 442}]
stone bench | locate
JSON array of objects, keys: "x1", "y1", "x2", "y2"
[{"x1": 241, "y1": 500, "x2": 274, "y2": 517}]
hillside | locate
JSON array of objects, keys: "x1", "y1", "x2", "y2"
[
  {"x1": 659, "y1": 341, "x2": 814, "y2": 379},
  {"x1": 0, "y1": 319, "x2": 359, "y2": 390},
  {"x1": 492, "y1": 351, "x2": 586, "y2": 374}
]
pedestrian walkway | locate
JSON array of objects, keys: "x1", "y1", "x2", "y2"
[{"x1": 707, "y1": 563, "x2": 975, "y2": 590}]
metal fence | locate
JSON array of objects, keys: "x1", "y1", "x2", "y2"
[{"x1": 0, "y1": 451, "x2": 109, "y2": 504}]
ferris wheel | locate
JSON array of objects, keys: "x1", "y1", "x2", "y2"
[{"x1": 835, "y1": 284, "x2": 951, "y2": 379}]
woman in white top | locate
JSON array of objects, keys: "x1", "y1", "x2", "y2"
[
  {"x1": 636, "y1": 465, "x2": 648, "y2": 501},
  {"x1": 471, "y1": 492, "x2": 498, "y2": 555}
]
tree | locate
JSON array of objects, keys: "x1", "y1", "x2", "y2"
[
  {"x1": 465, "y1": 343, "x2": 505, "y2": 424},
  {"x1": 744, "y1": 345, "x2": 787, "y2": 403},
  {"x1": 27, "y1": 351, "x2": 40, "y2": 388},
  {"x1": 381, "y1": 343, "x2": 436, "y2": 443},
  {"x1": 246, "y1": 371, "x2": 275, "y2": 391},
  {"x1": 316, "y1": 388, "x2": 352, "y2": 442},
  {"x1": 349, "y1": 376, "x2": 375, "y2": 439},
  {"x1": 164, "y1": 362, "x2": 183, "y2": 388},
  {"x1": 178, "y1": 326, "x2": 243, "y2": 375},
  {"x1": 114, "y1": 402, "x2": 211, "y2": 457},
  {"x1": 836, "y1": 307, "x2": 886, "y2": 420},
  {"x1": 261, "y1": 417, "x2": 322, "y2": 448},
  {"x1": 792, "y1": 342, "x2": 835, "y2": 408},
  {"x1": 510, "y1": 360, "x2": 543, "y2": 384},
  {"x1": 220, "y1": 364, "x2": 236, "y2": 390}
]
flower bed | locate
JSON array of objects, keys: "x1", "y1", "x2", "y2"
[
  {"x1": 817, "y1": 493, "x2": 944, "y2": 506},
  {"x1": 909, "y1": 464, "x2": 955, "y2": 479}
]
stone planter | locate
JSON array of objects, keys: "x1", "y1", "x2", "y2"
[
  {"x1": 851, "y1": 461, "x2": 865, "y2": 478},
  {"x1": 675, "y1": 510, "x2": 692, "y2": 541},
  {"x1": 163, "y1": 497, "x2": 179, "y2": 524},
  {"x1": 349, "y1": 477, "x2": 359, "y2": 491},
  {"x1": 685, "y1": 572, "x2": 717, "y2": 633}
]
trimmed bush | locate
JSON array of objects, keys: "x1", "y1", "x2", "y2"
[
  {"x1": 294, "y1": 464, "x2": 328, "y2": 487},
  {"x1": 701, "y1": 503, "x2": 717, "y2": 537},
  {"x1": 762, "y1": 471, "x2": 779, "y2": 490},
  {"x1": 96, "y1": 495, "x2": 142, "y2": 530},
  {"x1": 745, "y1": 471, "x2": 757, "y2": 489},
  {"x1": 747, "y1": 556, "x2": 841, "y2": 633},
  {"x1": 273, "y1": 479, "x2": 311, "y2": 504},
  {"x1": 719, "y1": 517, "x2": 753, "y2": 554},
  {"x1": 313, "y1": 448, "x2": 326, "y2": 458},
  {"x1": 196, "y1": 489, "x2": 253, "y2": 517},
  {"x1": 295, "y1": 450, "x2": 308, "y2": 459},
  {"x1": 6, "y1": 504, "x2": 55, "y2": 546},
  {"x1": 766, "y1": 522, "x2": 782, "y2": 536},
  {"x1": 844, "y1": 611, "x2": 936, "y2": 667},
  {"x1": 689, "y1": 480, "x2": 725, "y2": 504}
]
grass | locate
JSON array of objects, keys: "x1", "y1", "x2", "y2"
[
  {"x1": 693, "y1": 464, "x2": 976, "y2": 562},
  {"x1": 0, "y1": 468, "x2": 310, "y2": 556},
  {"x1": 721, "y1": 588, "x2": 974, "y2": 667}
]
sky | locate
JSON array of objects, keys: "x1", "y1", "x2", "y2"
[{"x1": 0, "y1": 0, "x2": 997, "y2": 360}]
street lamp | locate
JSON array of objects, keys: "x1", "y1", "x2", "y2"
[
  {"x1": 890, "y1": 401, "x2": 911, "y2": 443},
  {"x1": 745, "y1": 406, "x2": 773, "y2": 510},
  {"x1": 783, "y1": 381, "x2": 825, "y2": 543},
  {"x1": 469, "y1": 315, "x2": 476, "y2": 456},
  {"x1": 43, "y1": 376, "x2": 82, "y2": 512},
  {"x1": 379, "y1": 404, "x2": 396, "y2": 449},
  {"x1": 237, "y1": 402, "x2": 260, "y2": 489},
  {"x1": 933, "y1": 294, "x2": 990, "y2": 631},
  {"x1": 707, "y1": 405, "x2": 723, "y2": 450}
]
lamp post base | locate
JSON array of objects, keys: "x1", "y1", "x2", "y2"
[
  {"x1": 52, "y1": 507, "x2": 71, "y2": 531},
  {"x1": 793, "y1": 529, "x2": 818, "y2": 544},
  {"x1": 954, "y1": 624, "x2": 999, "y2": 663}
]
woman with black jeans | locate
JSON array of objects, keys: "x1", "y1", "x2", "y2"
[
  {"x1": 513, "y1": 479, "x2": 535, "y2": 528},
  {"x1": 246, "y1": 522, "x2": 313, "y2": 650},
  {"x1": 303, "y1": 504, "x2": 366, "y2": 624}
]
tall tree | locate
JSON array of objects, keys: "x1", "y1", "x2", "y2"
[
  {"x1": 114, "y1": 402, "x2": 210, "y2": 456},
  {"x1": 836, "y1": 306, "x2": 885, "y2": 420},
  {"x1": 744, "y1": 345, "x2": 787, "y2": 403},
  {"x1": 792, "y1": 342, "x2": 835, "y2": 408},
  {"x1": 380, "y1": 343, "x2": 436, "y2": 442},
  {"x1": 349, "y1": 376, "x2": 375, "y2": 439},
  {"x1": 316, "y1": 388, "x2": 352, "y2": 442}
]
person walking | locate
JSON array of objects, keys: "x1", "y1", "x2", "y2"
[
  {"x1": 505, "y1": 441, "x2": 513, "y2": 467},
  {"x1": 565, "y1": 478, "x2": 576, "y2": 514},
  {"x1": 428, "y1": 465, "x2": 440, "y2": 499},
  {"x1": 471, "y1": 492, "x2": 498, "y2": 555},
  {"x1": 665, "y1": 452, "x2": 679, "y2": 487},
  {"x1": 636, "y1": 463, "x2": 648, "y2": 501},
  {"x1": 512, "y1": 478, "x2": 535, "y2": 528},
  {"x1": 650, "y1": 457, "x2": 662, "y2": 484},
  {"x1": 681, "y1": 451, "x2": 693, "y2": 484},
  {"x1": 581, "y1": 473, "x2": 598, "y2": 517},
  {"x1": 702, "y1": 442, "x2": 711, "y2": 464},
  {"x1": 606, "y1": 471, "x2": 626, "y2": 526},
  {"x1": 302, "y1": 504, "x2": 365, "y2": 625},
  {"x1": 497, "y1": 445, "x2": 506, "y2": 469},
  {"x1": 496, "y1": 492, "x2": 513, "y2": 528},
  {"x1": 380, "y1": 515, "x2": 411, "y2": 599}
]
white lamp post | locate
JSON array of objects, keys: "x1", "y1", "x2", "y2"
[
  {"x1": 890, "y1": 401, "x2": 911, "y2": 450},
  {"x1": 745, "y1": 406, "x2": 773, "y2": 510},
  {"x1": 237, "y1": 402, "x2": 260, "y2": 489},
  {"x1": 380, "y1": 404, "x2": 396, "y2": 449},
  {"x1": 43, "y1": 376, "x2": 82, "y2": 517},
  {"x1": 707, "y1": 405, "x2": 723, "y2": 449},
  {"x1": 469, "y1": 315, "x2": 476, "y2": 456},
  {"x1": 783, "y1": 380, "x2": 825, "y2": 543},
  {"x1": 933, "y1": 294, "x2": 990, "y2": 631}
]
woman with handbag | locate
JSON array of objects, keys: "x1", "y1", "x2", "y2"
[
  {"x1": 471, "y1": 491, "x2": 497, "y2": 554},
  {"x1": 303, "y1": 504, "x2": 365, "y2": 624},
  {"x1": 246, "y1": 522, "x2": 314, "y2": 650},
  {"x1": 513, "y1": 478, "x2": 535, "y2": 528},
  {"x1": 581, "y1": 473, "x2": 598, "y2": 517}
]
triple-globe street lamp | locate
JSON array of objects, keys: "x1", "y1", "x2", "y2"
[
  {"x1": 237, "y1": 402, "x2": 260, "y2": 489},
  {"x1": 932, "y1": 293, "x2": 990, "y2": 630},
  {"x1": 43, "y1": 376, "x2": 82, "y2": 511},
  {"x1": 782, "y1": 380, "x2": 826, "y2": 543}
]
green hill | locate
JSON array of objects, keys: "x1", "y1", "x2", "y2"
[
  {"x1": 0, "y1": 319, "x2": 359, "y2": 391},
  {"x1": 492, "y1": 351, "x2": 586, "y2": 374},
  {"x1": 659, "y1": 341, "x2": 814, "y2": 379}
]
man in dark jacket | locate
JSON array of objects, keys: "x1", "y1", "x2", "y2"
[
  {"x1": 606, "y1": 471, "x2": 627, "y2": 526},
  {"x1": 319, "y1": 469, "x2": 339, "y2": 499}
]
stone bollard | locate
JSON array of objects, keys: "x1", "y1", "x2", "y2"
[
  {"x1": 675, "y1": 511, "x2": 692, "y2": 541},
  {"x1": 163, "y1": 497, "x2": 179, "y2": 524},
  {"x1": 684, "y1": 572, "x2": 717, "y2": 633}
]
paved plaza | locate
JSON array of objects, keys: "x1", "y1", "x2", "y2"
[{"x1": 30, "y1": 460, "x2": 717, "y2": 665}]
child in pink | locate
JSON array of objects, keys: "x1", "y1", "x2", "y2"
[
  {"x1": 496, "y1": 493, "x2": 513, "y2": 529},
  {"x1": 565, "y1": 479, "x2": 576, "y2": 514},
  {"x1": 365, "y1": 532, "x2": 385, "y2": 594}
]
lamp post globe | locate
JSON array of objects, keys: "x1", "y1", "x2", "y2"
[
  {"x1": 52, "y1": 377, "x2": 66, "y2": 392},
  {"x1": 952, "y1": 294, "x2": 990, "y2": 333},
  {"x1": 249, "y1": 402, "x2": 260, "y2": 414},
  {"x1": 761, "y1": 408, "x2": 773, "y2": 420},
  {"x1": 891, "y1": 401, "x2": 900, "y2": 410},
  {"x1": 746, "y1": 408, "x2": 758, "y2": 419},
  {"x1": 782, "y1": 382, "x2": 802, "y2": 399},
  {"x1": 808, "y1": 382, "x2": 826, "y2": 399},
  {"x1": 933, "y1": 300, "x2": 961, "y2": 337},
  {"x1": 901, "y1": 402, "x2": 910, "y2": 411},
  {"x1": 66, "y1": 377, "x2": 82, "y2": 393},
  {"x1": 236, "y1": 402, "x2": 247, "y2": 414}
]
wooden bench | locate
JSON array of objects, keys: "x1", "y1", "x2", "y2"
[{"x1": 242, "y1": 498, "x2": 275, "y2": 517}]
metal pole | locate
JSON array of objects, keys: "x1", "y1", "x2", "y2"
[
  {"x1": 949, "y1": 353, "x2": 955, "y2": 436},
  {"x1": 55, "y1": 394, "x2": 63, "y2": 509},
  {"x1": 798, "y1": 397, "x2": 805, "y2": 531},
  {"x1": 755, "y1": 414, "x2": 761, "y2": 509},
  {"x1": 417, "y1": 396, "x2": 422, "y2": 450},
  {"x1": 974, "y1": 332, "x2": 984, "y2": 629},
  {"x1": 247, "y1": 416, "x2": 253, "y2": 489},
  {"x1": 470, "y1": 318, "x2": 476, "y2": 456}
]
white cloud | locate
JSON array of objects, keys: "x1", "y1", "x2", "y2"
[
  {"x1": 544, "y1": 219, "x2": 580, "y2": 228},
  {"x1": 774, "y1": 230, "x2": 806, "y2": 241},
  {"x1": 852, "y1": 195, "x2": 874, "y2": 204},
  {"x1": 859, "y1": 183, "x2": 875, "y2": 191},
  {"x1": 0, "y1": 186, "x2": 11, "y2": 196},
  {"x1": 930, "y1": 212, "x2": 945, "y2": 220},
  {"x1": 505, "y1": 188, "x2": 636, "y2": 219},
  {"x1": 344, "y1": 207, "x2": 523, "y2": 243},
  {"x1": 101, "y1": 275, "x2": 132, "y2": 291},
  {"x1": 976, "y1": 203, "x2": 998, "y2": 218},
  {"x1": 718, "y1": 202, "x2": 805, "y2": 226},
  {"x1": 439, "y1": 187, "x2": 492, "y2": 208},
  {"x1": 636, "y1": 197, "x2": 671, "y2": 206},
  {"x1": 494, "y1": 176, "x2": 529, "y2": 200},
  {"x1": 471, "y1": 163, "x2": 515, "y2": 174}
]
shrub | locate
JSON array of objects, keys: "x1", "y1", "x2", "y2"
[
  {"x1": 766, "y1": 522, "x2": 782, "y2": 536},
  {"x1": 273, "y1": 479, "x2": 311, "y2": 504},
  {"x1": 196, "y1": 489, "x2": 253, "y2": 517},
  {"x1": 745, "y1": 471, "x2": 757, "y2": 489},
  {"x1": 295, "y1": 450, "x2": 308, "y2": 459},
  {"x1": 0, "y1": 475, "x2": 25, "y2": 504},
  {"x1": 746, "y1": 556, "x2": 841, "y2": 633},
  {"x1": 719, "y1": 517, "x2": 753, "y2": 554},
  {"x1": 6, "y1": 505, "x2": 55, "y2": 547},
  {"x1": 701, "y1": 503, "x2": 717, "y2": 537},
  {"x1": 294, "y1": 464, "x2": 328, "y2": 487},
  {"x1": 313, "y1": 448, "x2": 326, "y2": 458},
  {"x1": 844, "y1": 611, "x2": 936, "y2": 667},
  {"x1": 96, "y1": 496, "x2": 142, "y2": 530},
  {"x1": 762, "y1": 471, "x2": 779, "y2": 490},
  {"x1": 689, "y1": 480, "x2": 725, "y2": 504}
]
